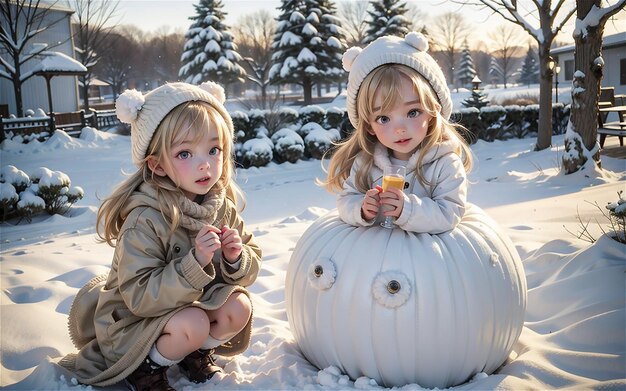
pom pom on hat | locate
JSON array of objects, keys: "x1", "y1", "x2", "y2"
[
  {"x1": 116, "y1": 89, "x2": 145, "y2": 123},
  {"x1": 199, "y1": 81, "x2": 226, "y2": 104},
  {"x1": 405, "y1": 32, "x2": 428, "y2": 52},
  {"x1": 342, "y1": 46, "x2": 362, "y2": 72}
]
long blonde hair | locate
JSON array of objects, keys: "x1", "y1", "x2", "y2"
[
  {"x1": 96, "y1": 101, "x2": 243, "y2": 246},
  {"x1": 323, "y1": 64, "x2": 472, "y2": 193}
]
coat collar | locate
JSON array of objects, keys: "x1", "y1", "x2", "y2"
[{"x1": 372, "y1": 138, "x2": 460, "y2": 172}]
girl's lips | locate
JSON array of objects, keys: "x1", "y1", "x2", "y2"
[
  {"x1": 196, "y1": 177, "x2": 211, "y2": 184},
  {"x1": 396, "y1": 138, "x2": 411, "y2": 145}
]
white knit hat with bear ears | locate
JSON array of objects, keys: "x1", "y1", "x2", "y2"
[
  {"x1": 343, "y1": 32, "x2": 453, "y2": 128},
  {"x1": 115, "y1": 81, "x2": 232, "y2": 167}
]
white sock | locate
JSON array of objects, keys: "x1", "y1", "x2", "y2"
[
  {"x1": 201, "y1": 334, "x2": 230, "y2": 350},
  {"x1": 148, "y1": 344, "x2": 181, "y2": 367}
]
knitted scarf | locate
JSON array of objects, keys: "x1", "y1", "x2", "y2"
[{"x1": 137, "y1": 182, "x2": 225, "y2": 234}]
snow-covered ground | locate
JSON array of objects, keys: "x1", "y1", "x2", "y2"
[{"x1": 1, "y1": 100, "x2": 625, "y2": 389}]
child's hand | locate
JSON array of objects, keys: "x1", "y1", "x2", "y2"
[
  {"x1": 361, "y1": 187, "x2": 382, "y2": 221},
  {"x1": 194, "y1": 225, "x2": 223, "y2": 267},
  {"x1": 379, "y1": 187, "x2": 404, "y2": 218},
  {"x1": 220, "y1": 225, "x2": 243, "y2": 263}
]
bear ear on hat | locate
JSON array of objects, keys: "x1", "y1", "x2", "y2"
[
  {"x1": 199, "y1": 81, "x2": 226, "y2": 104},
  {"x1": 405, "y1": 31, "x2": 429, "y2": 52},
  {"x1": 342, "y1": 46, "x2": 362, "y2": 72},
  {"x1": 116, "y1": 89, "x2": 145, "y2": 123}
]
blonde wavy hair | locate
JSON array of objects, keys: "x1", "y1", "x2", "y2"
[
  {"x1": 322, "y1": 64, "x2": 472, "y2": 193},
  {"x1": 96, "y1": 101, "x2": 243, "y2": 246}
]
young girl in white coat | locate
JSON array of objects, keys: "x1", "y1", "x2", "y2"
[
  {"x1": 323, "y1": 32, "x2": 473, "y2": 234},
  {"x1": 60, "y1": 82, "x2": 261, "y2": 391}
]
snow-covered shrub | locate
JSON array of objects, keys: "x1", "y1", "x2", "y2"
[
  {"x1": 606, "y1": 191, "x2": 626, "y2": 244},
  {"x1": 278, "y1": 107, "x2": 299, "y2": 125},
  {"x1": 242, "y1": 136, "x2": 273, "y2": 168},
  {"x1": 522, "y1": 104, "x2": 539, "y2": 135},
  {"x1": 324, "y1": 107, "x2": 344, "y2": 129},
  {"x1": 299, "y1": 105, "x2": 326, "y2": 126},
  {"x1": 16, "y1": 191, "x2": 45, "y2": 223},
  {"x1": 248, "y1": 109, "x2": 267, "y2": 133},
  {"x1": 304, "y1": 127, "x2": 340, "y2": 159},
  {"x1": 231, "y1": 111, "x2": 249, "y2": 136},
  {"x1": 297, "y1": 122, "x2": 322, "y2": 139},
  {"x1": 479, "y1": 106, "x2": 506, "y2": 141},
  {"x1": 0, "y1": 182, "x2": 19, "y2": 221},
  {"x1": 271, "y1": 128, "x2": 304, "y2": 163},
  {"x1": 552, "y1": 103, "x2": 569, "y2": 135},
  {"x1": 0, "y1": 165, "x2": 83, "y2": 222},
  {"x1": 502, "y1": 105, "x2": 525, "y2": 139},
  {"x1": 451, "y1": 108, "x2": 481, "y2": 144},
  {"x1": 1, "y1": 165, "x2": 30, "y2": 192}
]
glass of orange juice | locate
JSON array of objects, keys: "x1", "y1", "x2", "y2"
[{"x1": 380, "y1": 164, "x2": 406, "y2": 228}]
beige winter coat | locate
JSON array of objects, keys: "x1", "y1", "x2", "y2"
[{"x1": 58, "y1": 183, "x2": 261, "y2": 386}]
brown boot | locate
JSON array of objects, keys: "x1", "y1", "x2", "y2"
[
  {"x1": 178, "y1": 349, "x2": 223, "y2": 383},
  {"x1": 126, "y1": 356, "x2": 175, "y2": 391}
]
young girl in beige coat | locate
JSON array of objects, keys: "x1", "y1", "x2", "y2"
[{"x1": 60, "y1": 82, "x2": 261, "y2": 391}]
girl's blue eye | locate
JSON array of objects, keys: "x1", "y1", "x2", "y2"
[
  {"x1": 408, "y1": 109, "x2": 420, "y2": 118},
  {"x1": 209, "y1": 147, "x2": 221, "y2": 156},
  {"x1": 375, "y1": 115, "x2": 390, "y2": 125},
  {"x1": 177, "y1": 151, "x2": 191, "y2": 159}
]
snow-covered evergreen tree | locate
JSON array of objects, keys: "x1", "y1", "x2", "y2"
[
  {"x1": 363, "y1": 0, "x2": 411, "y2": 44},
  {"x1": 179, "y1": 0, "x2": 246, "y2": 88},
  {"x1": 517, "y1": 45, "x2": 539, "y2": 86},
  {"x1": 461, "y1": 89, "x2": 490, "y2": 109},
  {"x1": 269, "y1": 0, "x2": 344, "y2": 105},
  {"x1": 488, "y1": 56, "x2": 503, "y2": 86},
  {"x1": 455, "y1": 42, "x2": 477, "y2": 88}
]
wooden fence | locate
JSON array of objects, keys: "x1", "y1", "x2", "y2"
[{"x1": 0, "y1": 109, "x2": 120, "y2": 142}]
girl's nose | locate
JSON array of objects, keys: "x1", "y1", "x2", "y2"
[
  {"x1": 394, "y1": 120, "x2": 407, "y2": 133},
  {"x1": 198, "y1": 157, "x2": 210, "y2": 170}
]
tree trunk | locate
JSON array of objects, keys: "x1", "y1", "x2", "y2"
[
  {"x1": 563, "y1": 0, "x2": 604, "y2": 173},
  {"x1": 535, "y1": 44, "x2": 554, "y2": 151},
  {"x1": 12, "y1": 51, "x2": 24, "y2": 117},
  {"x1": 81, "y1": 75, "x2": 90, "y2": 111},
  {"x1": 303, "y1": 77, "x2": 312, "y2": 105}
]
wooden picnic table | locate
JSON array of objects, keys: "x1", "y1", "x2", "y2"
[{"x1": 598, "y1": 105, "x2": 626, "y2": 147}]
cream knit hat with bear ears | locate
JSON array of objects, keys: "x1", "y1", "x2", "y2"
[
  {"x1": 115, "y1": 81, "x2": 233, "y2": 167},
  {"x1": 343, "y1": 32, "x2": 453, "y2": 128}
]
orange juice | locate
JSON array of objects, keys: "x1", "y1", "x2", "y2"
[{"x1": 382, "y1": 175, "x2": 404, "y2": 191}]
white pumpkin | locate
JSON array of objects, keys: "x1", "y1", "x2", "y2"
[{"x1": 286, "y1": 204, "x2": 526, "y2": 389}]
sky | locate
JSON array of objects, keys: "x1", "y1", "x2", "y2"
[{"x1": 107, "y1": 0, "x2": 626, "y2": 46}]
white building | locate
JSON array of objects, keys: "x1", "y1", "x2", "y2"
[
  {"x1": 551, "y1": 32, "x2": 626, "y2": 96},
  {"x1": 0, "y1": 2, "x2": 81, "y2": 116}
]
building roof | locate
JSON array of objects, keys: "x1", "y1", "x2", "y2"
[{"x1": 551, "y1": 32, "x2": 626, "y2": 55}]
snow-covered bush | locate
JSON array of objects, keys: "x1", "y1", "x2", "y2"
[
  {"x1": 552, "y1": 103, "x2": 569, "y2": 135},
  {"x1": 503, "y1": 105, "x2": 525, "y2": 139},
  {"x1": 248, "y1": 109, "x2": 267, "y2": 134},
  {"x1": 231, "y1": 111, "x2": 249, "y2": 137},
  {"x1": 299, "y1": 105, "x2": 326, "y2": 126},
  {"x1": 242, "y1": 136, "x2": 273, "y2": 168},
  {"x1": 271, "y1": 128, "x2": 304, "y2": 163},
  {"x1": 304, "y1": 127, "x2": 340, "y2": 160},
  {"x1": 479, "y1": 106, "x2": 506, "y2": 141},
  {"x1": 278, "y1": 107, "x2": 299, "y2": 125},
  {"x1": 606, "y1": 191, "x2": 626, "y2": 244},
  {"x1": 324, "y1": 107, "x2": 344, "y2": 129},
  {"x1": 521, "y1": 104, "x2": 540, "y2": 135},
  {"x1": 0, "y1": 165, "x2": 83, "y2": 222},
  {"x1": 451, "y1": 108, "x2": 481, "y2": 144},
  {"x1": 297, "y1": 122, "x2": 322, "y2": 139}
]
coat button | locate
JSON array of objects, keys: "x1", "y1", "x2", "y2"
[{"x1": 403, "y1": 182, "x2": 409, "y2": 189}]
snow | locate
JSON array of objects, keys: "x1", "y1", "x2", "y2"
[{"x1": 1, "y1": 101, "x2": 625, "y2": 389}]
